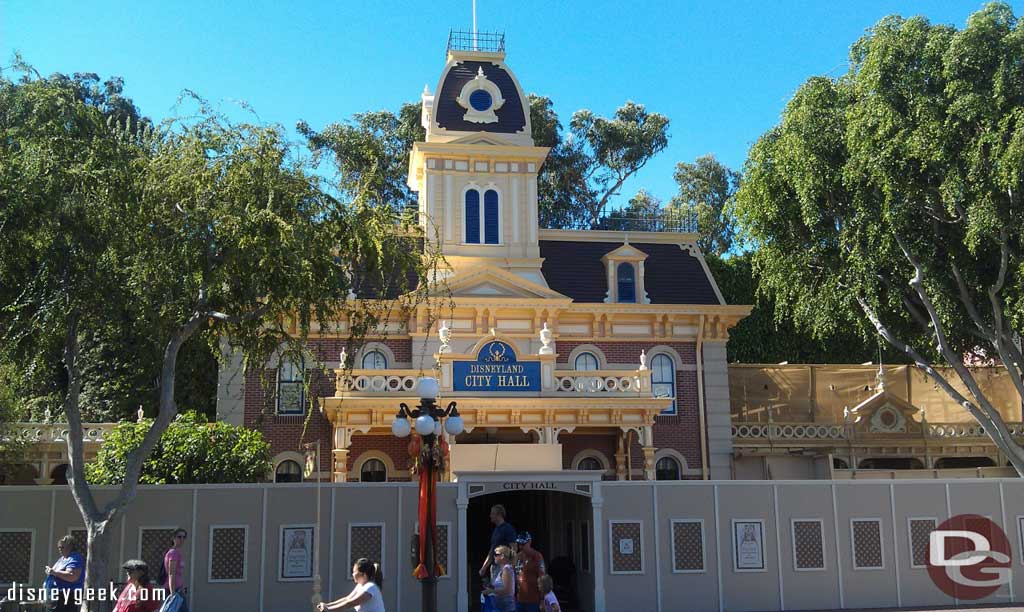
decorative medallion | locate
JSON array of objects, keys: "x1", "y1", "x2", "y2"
[
  {"x1": 457, "y1": 67, "x2": 505, "y2": 123},
  {"x1": 869, "y1": 403, "x2": 907, "y2": 433}
]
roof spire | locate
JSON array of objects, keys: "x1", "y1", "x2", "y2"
[{"x1": 875, "y1": 344, "x2": 886, "y2": 393}]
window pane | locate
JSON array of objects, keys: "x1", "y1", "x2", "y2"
[
  {"x1": 362, "y1": 350, "x2": 387, "y2": 369},
  {"x1": 578, "y1": 457, "x2": 603, "y2": 471},
  {"x1": 484, "y1": 190, "x2": 499, "y2": 244},
  {"x1": 360, "y1": 459, "x2": 387, "y2": 482},
  {"x1": 575, "y1": 353, "x2": 599, "y2": 371},
  {"x1": 651, "y1": 354, "x2": 675, "y2": 414},
  {"x1": 617, "y1": 262, "x2": 636, "y2": 303},
  {"x1": 465, "y1": 190, "x2": 480, "y2": 244},
  {"x1": 275, "y1": 460, "x2": 302, "y2": 483},
  {"x1": 656, "y1": 457, "x2": 680, "y2": 480},
  {"x1": 278, "y1": 382, "x2": 304, "y2": 414}
]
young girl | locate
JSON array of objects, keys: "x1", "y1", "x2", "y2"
[
  {"x1": 317, "y1": 558, "x2": 384, "y2": 612},
  {"x1": 538, "y1": 574, "x2": 560, "y2": 612}
]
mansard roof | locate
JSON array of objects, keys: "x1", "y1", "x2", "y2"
[
  {"x1": 538, "y1": 238, "x2": 724, "y2": 305},
  {"x1": 433, "y1": 60, "x2": 528, "y2": 136}
]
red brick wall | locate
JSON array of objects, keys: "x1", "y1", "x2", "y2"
[
  {"x1": 347, "y1": 434, "x2": 414, "y2": 481},
  {"x1": 244, "y1": 337, "x2": 413, "y2": 473},
  {"x1": 556, "y1": 341, "x2": 703, "y2": 473}
]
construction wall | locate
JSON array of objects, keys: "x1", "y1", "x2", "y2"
[{"x1": 730, "y1": 364, "x2": 1023, "y2": 423}]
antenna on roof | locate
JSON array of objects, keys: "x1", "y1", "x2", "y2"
[{"x1": 472, "y1": 0, "x2": 478, "y2": 50}]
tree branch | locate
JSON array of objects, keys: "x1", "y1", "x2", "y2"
[
  {"x1": 62, "y1": 314, "x2": 101, "y2": 521},
  {"x1": 208, "y1": 302, "x2": 272, "y2": 325}
]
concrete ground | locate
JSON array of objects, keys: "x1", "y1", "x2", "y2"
[{"x1": 786, "y1": 607, "x2": 1024, "y2": 612}]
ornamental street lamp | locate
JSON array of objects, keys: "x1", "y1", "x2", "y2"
[{"x1": 391, "y1": 376, "x2": 463, "y2": 612}]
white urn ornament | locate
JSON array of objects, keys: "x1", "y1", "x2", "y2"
[{"x1": 539, "y1": 322, "x2": 554, "y2": 355}]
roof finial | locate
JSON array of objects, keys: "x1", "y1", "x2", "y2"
[{"x1": 875, "y1": 344, "x2": 886, "y2": 393}]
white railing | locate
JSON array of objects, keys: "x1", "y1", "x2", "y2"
[
  {"x1": 11, "y1": 423, "x2": 115, "y2": 443},
  {"x1": 334, "y1": 369, "x2": 422, "y2": 395},
  {"x1": 733, "y1": 420, "x2": 1024, "y2": 441},
  {"x1": 554, "y1": 369, "x2": 651, "y2": 395}
]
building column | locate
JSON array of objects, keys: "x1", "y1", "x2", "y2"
[
  {"x1": 702, "y1": 340, "x2": 734, "y2": 479},
  {"x1": 642, "y1": 447, "x2": 657, "y2": 480},
  {"x1": 456, "y1": 481, "x2": 469, "y2": 612},
  {"x1": 592, "y1": 482, "x2": 605, "y2": 612},
  {"x1": 615, "y1": 432, "x2": 627, "y2": 481},
  {"x1": 332, "y1": 426, "x2": 352, "y2": 483}
]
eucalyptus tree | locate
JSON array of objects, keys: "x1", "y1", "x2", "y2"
[
  {"x1": 734, "y1": 3, "x2": 1024, "y2": 472},
  {"x1": 670, "y1": 154, "x2": 739, "y2": 256},
  {"x1": 0, "y1": 67, "x2": 430, "y2": 606}
]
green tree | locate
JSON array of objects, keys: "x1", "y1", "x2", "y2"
[
  {"x1": 707, "y1": 253, "x2": 904, "y2": 364},
  {"x1": 0, "y1": 66, "x2": 429, "y2": 606},
  {"x1": 298, "y1": 102, "x2": 425, "y2": 210},
  {"x1": 734, "y1": 3, "x2": 1024, "y2": 472},
  {"x1": 598, "y1": 189, "x2": 664, "y2": 231},
  {"x1": 87, "y1": 412, "x2": 271, "y2": 484},
  {"x1": 669, "y1": 154, "x2": 739, "y2": 256},
  {"x1": 531, "y1": 95, "x2": 670, "y2": 229},
  {"x1": 0, "y1": 363, "x2": 30, "y2": 484}
]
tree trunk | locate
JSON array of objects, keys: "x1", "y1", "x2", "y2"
[{"x1": 83, "y1": 518, "x2": 115, "y2": 612}]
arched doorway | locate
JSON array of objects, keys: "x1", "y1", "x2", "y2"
[{"x1": 467, "y1": 489, "x2": 594, "y2": 612}]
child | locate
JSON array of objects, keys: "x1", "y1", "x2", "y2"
[{"x1": 538, "y1": 574, "x2": 560, "y2": 612}]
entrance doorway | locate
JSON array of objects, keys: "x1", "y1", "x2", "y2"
[{"x1": 468, "y1": 490, "x2": 594, "y2": 612}]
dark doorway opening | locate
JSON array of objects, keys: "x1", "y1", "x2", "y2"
[
  {"x1": 934, "y1": 456, "x2": 996, "y2": 469},
  {"x1": 468, "y1": 489, "x2": 594, "y2": 612}
]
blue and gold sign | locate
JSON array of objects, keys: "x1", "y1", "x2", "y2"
[{"x1": 453, "y1": 341, "x2": 541, "y2": 392}]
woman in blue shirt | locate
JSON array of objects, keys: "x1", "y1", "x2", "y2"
[{"x1": 45, "y1": 535, "x2": 84, "y2": 612}]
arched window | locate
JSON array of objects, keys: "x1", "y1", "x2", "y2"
[
  {"x1": 360, "y1": 458, "x2": 387, "y2": 482},
  {"x1": 858, "y1": 457, "x2": 924, "y2": 470},
  {"x1": 484, "y1": 189, "x2": 499, "y2": 244},
  {"x1": 574, "y1": 352, "x2": 599, "y2": 371},
  {"x1": 275, "y1": 460, "x2": 302, "y2": 483},
  {"x1": 655, "y1": 456, "x2": 681, "y2": 480},
  {"x1": 50, "y1": 464, "x2": 69, "y2": 485},
  {"x1": 577, "y1": 457, "x2": 604, "y2": 471},
  {"x1": 617, "y1": 262, "x2": 636, "y2": 303},
  {"x1": 833, "y1": 457, "x2": 849, "y2": 470},
  {"x1": 277, "y1": 357, "x2": 304, "y2": 415},
  {"x1": 651, "y1": 354, "x2": 676, "y2": 415},
  {"x1": 465, "y1": 189, "x2": 481, "y2": 244},
  {"x1": 934, "y1": 456, "x2": 996, "y2": 469},
  {"x1": 362, "y1": 350, "x2": 387, "y2": 370}
]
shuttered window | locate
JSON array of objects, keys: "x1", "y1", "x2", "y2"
[
  {"x1": 465, "y1": 190, "x2": 480, "y2": 244},
  {"x1": 484, "y1": 189, "x2": 499, "y2": 244}
]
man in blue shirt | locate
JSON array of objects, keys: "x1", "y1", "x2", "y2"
[
  {"x1": 479, "y1": 504, "x2": 516, "y2": 582},
  {"x1": 45, "y1": 535, "x2": 84, "y2": 612}
]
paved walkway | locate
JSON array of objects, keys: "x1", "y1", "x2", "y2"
[{"x1": 786, "y1": 606, "x2": 1023, "y2": 612}]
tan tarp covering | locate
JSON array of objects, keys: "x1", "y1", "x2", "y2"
[
  {"x1": 449, "y1": 443, "x2": 563, "y2": 472},
  {"x1": 730, "y1": 364, "x2": 1023, "y2": 424}
]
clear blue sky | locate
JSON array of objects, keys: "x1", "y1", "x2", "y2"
[{"x1": 2, "y1": 0, "x2": 1017, "y2": 209}]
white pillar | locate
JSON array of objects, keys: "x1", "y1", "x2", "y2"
[
  {"x1": 592, "y1": 482, "x2": 605, "y2": 612},
  {"x1": 457, "y1": 481, "x2": 469, "y2": 612}
]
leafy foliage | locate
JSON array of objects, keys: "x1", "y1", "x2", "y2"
[
  {"x1": 87, "y1": 412, "x2": 271, "y2": 484},
  {"x1": 298, "y1": 102, "x2": 425, "y2": 210},
  {"x1": 669, "y1": 155, "x2": 739, "y2": 256},
  {"x1": 531, "y1": 95, "x2": 670, "y2": 229},
  {"x1": 734, "y1": 3, "x2": 1024, "y2": 471}
]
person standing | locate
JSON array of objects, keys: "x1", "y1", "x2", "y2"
[
  {"x1": 316, "y1": 558, "x2": 385, "y2": 612},
  {"x1": 44, "y1": 535, "x2": 83, "y2": 612},
  {"x1": 481, "y1": 546, "x2": 516, "y2": 612},
  {"x1": 538, "y1": 575, "x2": 561, "y2": 612},
  {"x1": 514, "y1": 532, "x2": 545, "y2": 612},
  {"x1": 160, "y1": 528, "x2": 188, "y2": 611},
  {"x1": 479, "y1": 504, "x2": 516, "y2": 582}
]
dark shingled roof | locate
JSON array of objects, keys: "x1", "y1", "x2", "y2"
[
  {"x1": 539, "y1": 240, "x2": 722, "y2": 305},
  {"x1": 434, "y1": 61, "x2": 527, "y2": 134}
]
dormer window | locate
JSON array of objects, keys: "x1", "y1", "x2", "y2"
[
  {"x1": 464, "y1": 187, "x2": 500, "y2": 245},
  {"x1": 601, "y1": 244, "x2": 649, "y2": 304},
  {"x1": 617, "y1": 262, "x2": 636, "y2": 303}
]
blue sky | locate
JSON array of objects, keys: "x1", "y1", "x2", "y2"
[{"x1": 2, "y1": 1, "x2": 1017, "y2": 209}]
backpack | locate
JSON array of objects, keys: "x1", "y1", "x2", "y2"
[{"x1": 156, "y1": 550, "x2": 169, "y2": 586}]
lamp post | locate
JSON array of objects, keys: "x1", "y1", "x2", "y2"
[{"x1": 391, "y1": 377, "x2": 463, "y2": 612}]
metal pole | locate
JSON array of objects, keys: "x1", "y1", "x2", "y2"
[
  {"x1": 472, "y1": 0, "x2": 478, "y2": 50},
  {"x1": 422, "y1": 431, "x2": 438, "y2": 612},
  {"x1": 312, "y1": 440, "x2": 322, "y2": 608}
]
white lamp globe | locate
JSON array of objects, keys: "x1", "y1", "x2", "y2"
[
  {"x1": 445, "y1": 415, "x2": 464, "y2": 435},
  {"x1": 433, "y1": 419, "x2": 442, "y2": 437},
  {"x1": 417, "y1": 377, "x2": 440, "y2": 400},
  {"x1": 391, "y1": 417, "x2": 411, "y2": 438},
  {"x1": 415, "y1": 415, "x2": 435, "y2": 436}
]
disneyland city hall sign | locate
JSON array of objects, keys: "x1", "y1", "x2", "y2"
[{"x1": 453, "y1": 341, "x2": 541, "y2": 392}]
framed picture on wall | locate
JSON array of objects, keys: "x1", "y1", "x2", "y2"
[
  {"x1": 280, "y1": 525, "x2": 314, "y2": 580},
  {"x1": 733, "y1": 519, "x2": 766, "y2": 572}
]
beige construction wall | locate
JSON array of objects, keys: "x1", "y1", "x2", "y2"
[{"x1": 3, "y1": 479, "x2": 1023, "y2": 612}]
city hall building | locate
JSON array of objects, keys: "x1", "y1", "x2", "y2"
[{"x1": 215, "y1": 38, "x2": 749, "y2": 487}]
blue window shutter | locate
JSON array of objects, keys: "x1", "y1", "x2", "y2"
[
  {"x1": 465, "y1": 190, "x2": 480, "y2": 243},
  {"x1": 617, "y1": 262, "x2": 636, "y2": 303},
  {"x1": 484, "y1": 190, "x2": 499, "y2": 244}
]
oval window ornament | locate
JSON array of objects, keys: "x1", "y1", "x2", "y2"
[
  {"x1": 457, "y1": 67, "x2": 505, "y2": 123},
  {"x1": 469, "y1": 89, "x2": 492, "y2": 111}
]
